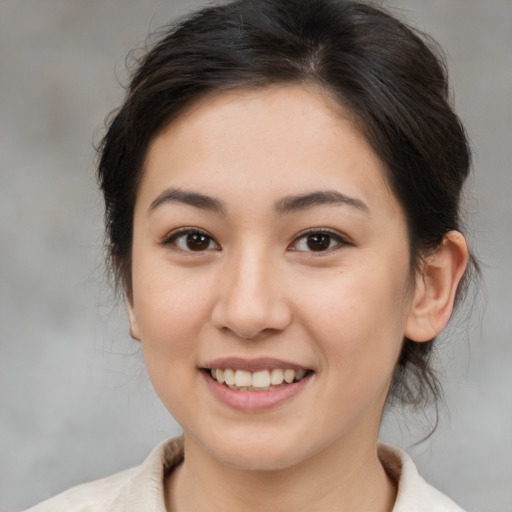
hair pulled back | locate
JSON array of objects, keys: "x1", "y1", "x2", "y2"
[{"x1": 97, "y1": 0, "x2": 475, "y2": 409}]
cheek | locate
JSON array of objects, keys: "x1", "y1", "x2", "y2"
[
  {"x1": 293, "y1": 261, "x2": 411, "y2": 372},
  {"x1": 131, "y1": 266, "x2": 217, "y2": 416},
  {"x1": 131, "y1": 261, "x2": 216, "y2": 359}
]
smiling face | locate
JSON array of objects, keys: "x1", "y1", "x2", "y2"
[{"x1": 128, "y1": 85, "x2": 417, "y2": 471}]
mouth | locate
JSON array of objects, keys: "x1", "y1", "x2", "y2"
[
  {"x1": 206, "y1": 367, "x2": 312, "y2": 392},
  {"x1": 201, "y1": 359, "x2": 314, "y2": 410}
]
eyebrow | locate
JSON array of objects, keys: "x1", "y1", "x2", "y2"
[
  {"x1": 148, "y1": 188, "x2": 368, "y2": 216},
  {"x1": 274, "y1": 190, "x2": 369, "y2": 215},
  {"x1": 149, "y1": 188, "x2": 227, "y2": 215}
]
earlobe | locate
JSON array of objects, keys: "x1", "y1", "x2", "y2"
[
  {"x1": 405, "y1": 231, "x2": 469, "y2": 342},
  {"x1": 127, "y1": 297, "x2": 141, "y2": 342}
]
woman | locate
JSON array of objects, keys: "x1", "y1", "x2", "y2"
[{"x1": 27, "y1": 0, "x2": 476, "y2": 510}]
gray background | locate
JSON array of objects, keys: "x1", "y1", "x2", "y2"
[{"x1": 1, "y1": 1, "x2": 511, "y2": 511}]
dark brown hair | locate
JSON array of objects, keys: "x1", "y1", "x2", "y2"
[{"x1": 97, "y1": 0, "x2": 477, "y2": 409}]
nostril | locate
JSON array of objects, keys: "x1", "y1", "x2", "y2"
[
  {"x1": 218, "y1": 325, "x2": 283, "y2": 341},
  {"x1": 210, "y1": 275, "x2": 293, "y2": 339}
]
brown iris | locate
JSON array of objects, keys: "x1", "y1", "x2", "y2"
[
  {"x1": 306, "y1": 233, "x2": 331, "y2": 251},
  {"x1": 186, "y1": 233, "x2": 210, "y2": 251}
]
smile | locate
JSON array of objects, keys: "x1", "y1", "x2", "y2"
[
  {"x1": 209, "y1": 368, "x2": 309, "y2": 391},
  {"x1": 201, "y1": 358, "x2": 314, "y2": 410}
]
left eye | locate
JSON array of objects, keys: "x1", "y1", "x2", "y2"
[
  {"x1": 291, "y1": 231, "x2": 347, "y2": 252},
  {"x1": 164, "y1": 229, "x2": 220, "y2": 252}
]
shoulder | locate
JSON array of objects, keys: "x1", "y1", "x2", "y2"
[
  {"x1": 378, "y1": 444, "x2": 466, "y2": 512},
  {"x1": 23, "y1": 467, "x2": 137, "y2": 512},
  {"x1": 24, "y1": 437, "x2": 184, "y2": 512}
]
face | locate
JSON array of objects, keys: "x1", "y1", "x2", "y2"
[{"x1": 128, "y1": 85, "x2": 416, "y2": 471}]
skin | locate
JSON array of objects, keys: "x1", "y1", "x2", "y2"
[{"x1": 127, "y1": 85, "x2": 468, "y2": 511}]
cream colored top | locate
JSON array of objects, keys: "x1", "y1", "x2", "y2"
[{"x1": 25, "y1": 437, "x2": 465, "y2": 511}]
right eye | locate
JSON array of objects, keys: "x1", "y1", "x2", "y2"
[{"x1": 163, "y1": 229, "x2": 220, "y2": 252}]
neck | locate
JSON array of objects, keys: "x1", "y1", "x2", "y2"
[{"x1": 166, "y1": 433, "x2": 396, "y2": 512}]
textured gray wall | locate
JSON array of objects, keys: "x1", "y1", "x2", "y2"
[{"x1": 1, "y1": 1, "x2": 511, "y2": 511}]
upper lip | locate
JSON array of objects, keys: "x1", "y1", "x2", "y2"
[{"x1": 202, "y1": 357, "x2": 311, "y2": 372}]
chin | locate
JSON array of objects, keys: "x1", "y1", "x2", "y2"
[{"x1": 200, "y1": 426, "x2": 314, "y2": 472}]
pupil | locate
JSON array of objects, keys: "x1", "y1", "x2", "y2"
[
  {"x1": 307, "y1": 234, "x2": 330, "y2": 251},
  {"x1": 187, "y1": 233, "x2": 209, "y2": 251}
]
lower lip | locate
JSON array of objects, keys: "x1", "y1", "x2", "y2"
[{"x1": 202, "y1": 371, "x2": 313, "y2": 411}]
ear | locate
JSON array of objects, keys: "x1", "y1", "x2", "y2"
[
  {"x1": 405, "y1": 231, "x2": 469, "y2": 342},
  {"x1": 126, "y1": 296, "x2": 141, "y2": 342}
]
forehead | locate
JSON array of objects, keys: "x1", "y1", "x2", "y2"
[{"x1": 138, "y1": 85, "x2": 400, "y2": 219}]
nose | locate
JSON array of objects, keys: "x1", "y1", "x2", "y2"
[{"x1": 211, "y1": 248, "x2": 292, "y2": 340}]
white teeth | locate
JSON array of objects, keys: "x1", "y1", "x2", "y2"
[
  {"x1": 284, "y1": 369, "x2": 295, "y2": 384},
  {"x1": 215, "y1": 368, "x2": 225, "y2": 384},
  {"x1": 252, "y1": 370, "x2": 271, "y2": 388},
  {"x1": 224, "y1": 368, "x2": 236, "y2": 386},
  {"x1": 235, "y1": 370, "x2": 252, "y2": 387},
  {"x1": 209, "y1": 367, "x2": 309, "y2": 389},
  {"x1": 270, "y1": 368, "x2": 284, "y2": 385}
]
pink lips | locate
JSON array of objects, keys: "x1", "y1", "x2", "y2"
[
  {"x1": 203, "y1": 357, "x2": 309, "y2": 372},
  {"x1": 201, "y1": 357, "x2": 313, "y2": 411}
]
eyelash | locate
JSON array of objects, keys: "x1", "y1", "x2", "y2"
[
  {"x1": 289, "y1": 228, "x2": 351, "y2": 254},
  {"x1": 162, "y1": 227, "x2": 351, "y2": 254},
  {"x1": 162, "y1": 228, "x2": 220, "y2": 253}
]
